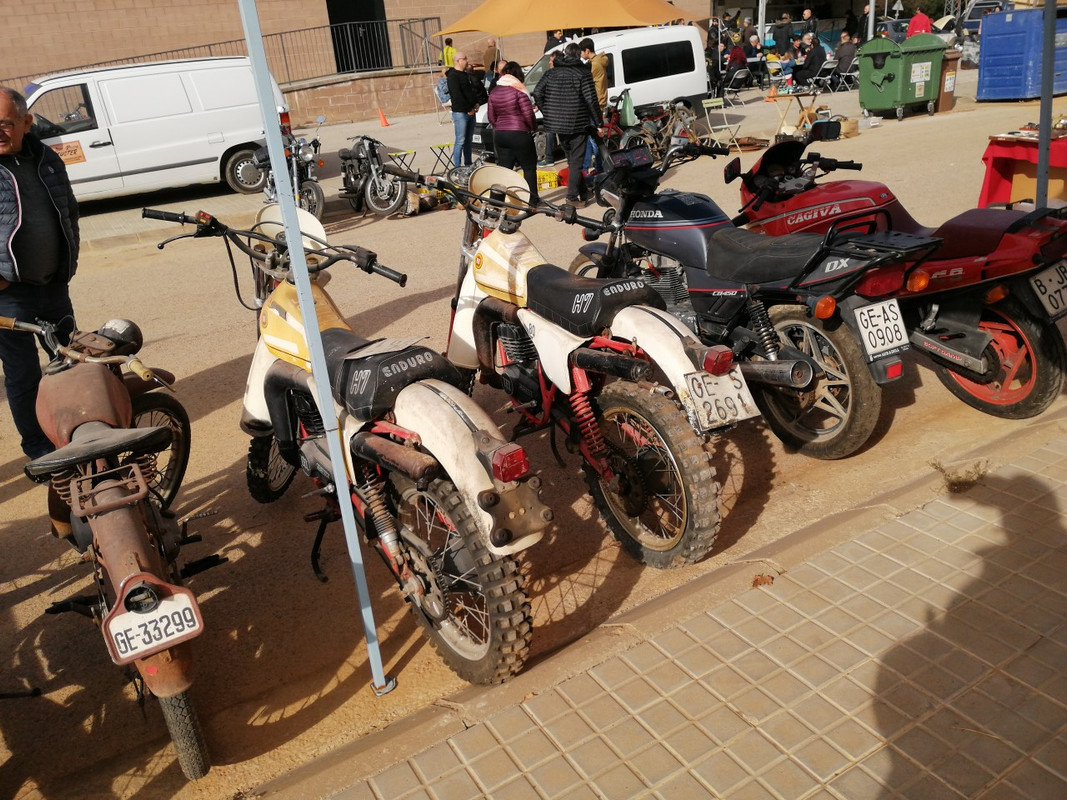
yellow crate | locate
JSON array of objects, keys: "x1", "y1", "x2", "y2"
[{"x1": 536, "y1": 170, "x2": 559, "y2": 190}]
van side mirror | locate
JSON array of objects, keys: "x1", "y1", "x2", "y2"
[{"x1": 723, "y1": 157, "x2": 742, "y2": 184}]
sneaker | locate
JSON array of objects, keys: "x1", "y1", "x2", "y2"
[{"x1": 537, "y1": 159, "x2": 552, "y2": 167}]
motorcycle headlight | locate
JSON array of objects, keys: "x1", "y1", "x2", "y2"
[{"x1": 299, "y1": 144, "x2": 314, "y2": 163}]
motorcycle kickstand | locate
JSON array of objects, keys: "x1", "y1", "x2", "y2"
[{"x1": 305, "y1": 508, "x2": 341, "y2": 583}]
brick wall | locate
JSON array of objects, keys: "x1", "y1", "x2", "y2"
[{"x1": 283, "y1": 68, "x2": 441, "y2": 127}]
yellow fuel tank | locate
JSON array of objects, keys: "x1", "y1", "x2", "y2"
[
  {"x1": 472, "y1": 230, "x2": 548, "y2": 307},
  {"x1": 259, "y1": 281, "x2": 350, "y2": 370}
]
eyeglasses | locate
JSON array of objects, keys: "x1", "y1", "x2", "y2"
[{"x1": 0, "y1": 120, "x2": 18, "y2": 132}]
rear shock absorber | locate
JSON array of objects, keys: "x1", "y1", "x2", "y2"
[
  {"x1": 748, "y1": 298, "x2": 780, "y2": 360},
  {"x1": 355, "y1": 466, "x2": 402, "y2": 566},
  {"x1": 571, "y1": 390, "x2": 607, "y2": 459}
]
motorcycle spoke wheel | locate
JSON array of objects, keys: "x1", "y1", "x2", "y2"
[
  {"x1": 298, "y1": 180, "x2": 326, "y2": 220},
  {"x1": 158, "y1": 689, "x2": 210, "y2": 780},
  {"x1": 585, "y1": 382, "x2": 720, "y2": 568},
  {"x1": 391, "y1": 475, "x2": 531, "y2": 684},
  {"x1": 933, "y1": 299, "x2": 1067, "y2": 419},
  {"x1": 129, "y1": 393, "x2": 191, "y2": 509},
  {"x1": 755, "y1": 307, "x2": 881, "y2": 460},
  {"x1": 247, "y1": 435, "x2": 298, "y2": 503},
  {"x1": 364, "y1": 176, "x2": 407, "y2": 216}
]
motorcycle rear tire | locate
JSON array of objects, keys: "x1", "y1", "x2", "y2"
[
  {"x1": 754, "y1": 306, "x2": 881, "y2": 460},
  {"x1": 932, "y1": 298, "x2": 1067, "y2": 419},
  {"x1": 364, "y1": 175, "x2": 406, "y2": 216},
  {"x1": 585, "y1": 381, "x2": 720, "y2": 568},
  {"x1": 390, "y1": 475, "x2": 532, "y2": 684},
  {"x1": 130, "y1": 392, "x2": 191, "y2": 510},
  {"x1": 299, "y1": 180, "x2": 326, "y2": 220},
  {"x1": 159, "y1": 689, "x2": 210, "y2": 780},
  {"x1": 247, "y1": 435, "x2": 298, "y2": 503}
]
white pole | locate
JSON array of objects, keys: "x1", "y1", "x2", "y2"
[{"x1": 235, "y1": 0, "x2": 395, "y2": 697}]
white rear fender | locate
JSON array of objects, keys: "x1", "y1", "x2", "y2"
[
  {"x1": 392, "y1": 379, "x2": 546, "y2": 555},
  {"x1": 515, "y1": 309, "x2": 586, "y2": 393}
]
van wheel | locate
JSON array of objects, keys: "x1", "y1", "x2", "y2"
[{"x1": 225, "y1": 148, "x2": 267, "y2": 193}]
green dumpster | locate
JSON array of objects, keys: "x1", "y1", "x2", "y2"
[{"x1": 858, "y1": 33, "x2": 947, "y2": 120}]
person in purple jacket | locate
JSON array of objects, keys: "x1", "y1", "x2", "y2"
[{"x1": 488, "y1": 61, "x2": 540, "y2": 205}]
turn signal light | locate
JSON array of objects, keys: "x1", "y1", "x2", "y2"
[
  {"x1": 813, "y1": 295, "x2": 837, "y2": 319},
  {"x1": 701, "y1": 345, "x2": 734, "y2": 376},
  {"x1": 984, "y1": 284, "x2": 1010, "y2": 305},
  {"x1": 317, "y1": 159, "x2": 325, "y2": 168},
  {"x1": 905, "y1": 269, "x2": 931, "y2": 292},
  {"x1": 491, "y1": 443, "x2": 530, "y2": 483}
]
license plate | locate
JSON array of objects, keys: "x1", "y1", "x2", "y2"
[
  {"x1": 104, "y1": 589, "x2": 202, "y2": 664},
  {"x1": 472, "y1": 133, "x2": 482, "y2": 143},
  {"x1": 684, "y1": 367, "x2": 759, "y2": 431},
  {"x1": 854, "y1": 299, "x2": 910, "y2": 361},
  {"x1": 1030, "y1": 262, "x2": 1067, "y2": 320}
]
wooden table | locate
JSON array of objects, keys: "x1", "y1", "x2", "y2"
[{"x1": 764, "y1": 90, "x2": 822, "y2": 136}]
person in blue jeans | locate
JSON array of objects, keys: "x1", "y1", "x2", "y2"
[{"x1": 445, "y1": 53, "x2": 487, "y2": 167}]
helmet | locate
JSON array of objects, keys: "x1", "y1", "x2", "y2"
[{"x1": 97, "y1": 318, "x2": 143, "y2": 355}]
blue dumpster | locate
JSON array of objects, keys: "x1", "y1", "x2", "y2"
[{"x1": 977, "y1": 8, "x2": 1067, "y2": 100}]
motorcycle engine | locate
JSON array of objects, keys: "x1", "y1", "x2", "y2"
[{"x1": 639, "y1": 255, "x2": 698, "y2": 334}]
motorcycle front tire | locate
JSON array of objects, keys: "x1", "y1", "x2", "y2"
[
  {"x1": 585, "y1": 381, "x2": 721, "y2": 569},
  {"x1": 364, "y1": 175, "x2": 407, "y2": 216},
  {"x1": 247, "y1": 435, "x2": 299, "y2": 503},
  {"x1": 159, "y1": 689, "x2": 210, "y2": 780},
  {"x1": 932, "y1": 297, "x2": 1067, "y2": 419},
  {"x1": 390, "y1": 474, "x2": 532, "y2": 685},
  {"x1": 130, "y1": 392, "x2": 191, "y2": 509},
  {"x1": 753, "y1": 306, "x2": 881, "y2": 460},
  {"x1": 298, "y1": 180, "x2": 326, "y2": 220}
]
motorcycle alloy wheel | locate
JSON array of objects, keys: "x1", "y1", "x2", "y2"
[
  {"x1": 390, "y1": 475, "x2": 531, "y2": 684},
  {"x1": 129, "y1": 392, "x2": 191, "y2": 510},
  {"x1": 299, "y1": 180, "x2": 326, "y2": 220},
  {"x1": 754, "y1": 306, "x2": 881, "y2": 460},
  {"x1": 932, "y1": 298, "x2": 1067, "y2": 419},
  {"x1": 585, "y1": 381, "x2": 720, "y2": 568},
  {"x1": 158, "y1": 689, "x2": 210, "y2": 780},
  {"x1": 364, "y1": 174, "x2": 406, "y2": 216},
  {"x1": 246, "y1": 435, "x2": 298, "y2": 503}
]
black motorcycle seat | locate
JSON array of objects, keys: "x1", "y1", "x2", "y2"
[
  {"x1": 889, "y1": 207, "x2": 1024, "y2": 261},
  {"x1": 338, "y1": 148, "x2": 354, "y2": 161},
  {"x1": 320, "y1": 328, "x2": 465, "y2": 421},
  {"x1": 706, "y1": 227, "x2": 827, "y2": 284},
  {"x1": 24, "y1": 424, "x2": 172, "y2": 480},
  {"x1": 525, "y1": 264, "x2": 667, "y2": 338}
]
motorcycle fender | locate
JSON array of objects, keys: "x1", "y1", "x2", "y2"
[
  {"x1": 515, "y1": 309, "x2": 587, "y2": 394},
  {"x1": 836, "y1": 296, "x2": 910, "y2": 384},
  {"x1": 241, "y1": 339, "x2": 284, "y2": 434},
  {"x1": 447, "y1": 263, "x2": 488, "y2": 370},
  {"x1": 391, "y1": 379, "x2": 544, "y2": 555},
  {"x1": 577, "y1": 242, "x2": 609, "y2": 267},
  {"x1": 610, "y1": 305, "x2": 721, "y2": 430}
]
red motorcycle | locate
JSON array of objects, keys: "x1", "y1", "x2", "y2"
[{"x1": 725, "y1": 138, "x2": 1067, "y2": 419}]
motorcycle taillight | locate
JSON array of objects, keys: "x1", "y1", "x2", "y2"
[
  {"x1": 279, "y1": 111, "x2": 292, "y2": 137},
  {"x1": 701, "y1": 345, "x2": 734, "y2": 376},
  {"x1": 491, "y1": 443, "x2": 530, "y2": 483}
]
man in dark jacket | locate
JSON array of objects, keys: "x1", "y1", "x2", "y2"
[
  {"x1": 445, "y1": 53, "x2": 488, "y2": 167},
  {"x1": 532, "y1": 43, "x2": 602, "y2": 204},
  {"x1": 791, "y1": 32, "x2": 827, "y2": 87},
  {"x1": 0, "y1": 87, "x2": 79, "y2": 459}
]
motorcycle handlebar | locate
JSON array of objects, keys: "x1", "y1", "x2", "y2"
[
  {"x1": 382, "y1": 162, "x2": 420, "y2": 183},
  {"x1": 142, "y1": 208, "x2": 197, "y2": 225}
]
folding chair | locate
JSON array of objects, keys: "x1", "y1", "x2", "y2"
[
  {"x1": 722, "y1": 68, "x2": 752, "y2": 107},
  {"x1": 432, "y1": 82, "x2": 451, "y2": 124},
  {"x1": 388, "y1": 150, "x2": 416, "y2": 172},
  {"x1": 833, "y1": 61, "x2": 860, "y2": 92},
  {"x1": 810, "y1": 58, "x2": 838, "y2": 92},
  {"x1": 766, "y1": 59, "x2": 788, "y2": 88},
  {"x1": 429, "y1": 143, "x2": 454, "y2": 175},
  {"x1": 701, "y1": 97, "x2": 742, "y2": 153}
]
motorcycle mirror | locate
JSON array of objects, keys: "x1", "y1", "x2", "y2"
[
  {"x1": 723, "y1": 157, "x2": 742, "y2": 184},
  {"x1": 808, "y1": 120, "x2": 841, "y2": 142}
]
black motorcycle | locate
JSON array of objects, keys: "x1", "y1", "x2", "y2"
[
  {"x1": 338, "y1": 134, "x2": 408, "y2": 216},
  {"x1": 255, "y1": 114, "x2": 326, "y2": 219},
  {"x1": 566, "y1": 141, "x2": 942, "y2": 460}
]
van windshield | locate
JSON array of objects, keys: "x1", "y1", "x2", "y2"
[{"x1": 524, "y1": 54, "x2": 552, "y2": 94}]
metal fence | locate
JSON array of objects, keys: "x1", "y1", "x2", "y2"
[{"x1": 4, "y1": 17, "x2": 443, "y2": 90}]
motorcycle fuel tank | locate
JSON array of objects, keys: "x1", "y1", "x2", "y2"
[
  {"x1": 624, "y1": 190, "x2": 733, "y2": 273},
  {"x1": 473, "y1": 229, "x2": 550, "y2": 308},
  {"x1": 749, "y1": 179, "x2": 899, "y2": 236}
]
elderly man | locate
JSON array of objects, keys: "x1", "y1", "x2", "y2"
[
  {"x1": 0, "y1": 87, "x2": 79, "y2": 459},
  {"x1": 791, "y1": 32, "x2": 826, "y2": 87},
  {"x1": 445, "y1": 53, "x2": 487, "y2": 167}
]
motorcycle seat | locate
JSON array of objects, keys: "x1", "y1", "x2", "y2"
[
  {"x1": 525, "y1": 264, "x2": 667, "y2": 338},
  {"x1": 890, "y1": 208, "x2": 1025, "y2": 262},
  {"x1": 320, "y1": 328, "x2": 465, "y2": 421},
  {"x1": 24, "y1": 423, "x2": 172, "y2": 480},
  {"x1": 706, "y1": 227, "x2": 826, "y2": 284}
]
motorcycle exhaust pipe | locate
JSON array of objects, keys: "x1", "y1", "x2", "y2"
[
  {"x1": 739, "y1": 359, "x2": 815, "y2": 389},
  {"x1": 572, "y1": 347, "x2": 652, "y2": 382},
  {"x1": 350, "y1": 432, "x2": 440, "y2": 484}
]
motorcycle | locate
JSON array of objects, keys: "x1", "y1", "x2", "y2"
[
  {"x1": 2, "y1": 314, "x2": 215, "y2": 780},
  {"x1": 727, "y1": 136, "x2": 1067, "y2": 420},
  {"x1": 338, "y1": 133, "x2": 408, "y2": 216},
  {"x1": 143, "y1": 205, "x2": 552, "y2": 685},
  {"x1": 256, "y1": 115, "x2": 327, "y2": 219},
  {"x1": 387, "y1": 161, "x2": 762, "y2": 569},
  {"x1": 569, "y1": 140, "x2": 943, "y2": 460}
]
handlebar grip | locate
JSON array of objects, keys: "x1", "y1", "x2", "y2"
[
  {"x1": 0, "y1": 316, "x2": 14, "y2": 329},
  {"x1": 371, "y1": 262, "x2": 408, "y2": 288},
  {"x1": 142, "y1": 208, "x2": 194, "y2": 224},
  {"x1": 840, "y1": 161, "x2": 863, "y2": 171},
  {"x1": 382, "y1": 163, "x2": 420, "y2": 183},
  {"x1": 128, "y1": 359, "x2": 155, "y2": 382},
  {"x1": 700, "y1": 143, "x2": 732, "y2": 157}
]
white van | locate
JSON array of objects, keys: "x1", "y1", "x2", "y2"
[
  {"x1": 473, "y1": 26, "x2": 709, "y2": 155},
  {"x1": 24, "y1": 57, "x2": 287, "y2": 201}
]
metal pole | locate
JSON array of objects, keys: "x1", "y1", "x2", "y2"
[
  {"x1": 235, "y1": 0, "x2": 395, "y2": 697},
  {"x1": 1037, "y1": 0, "x2": 1055, "y2": 208}
]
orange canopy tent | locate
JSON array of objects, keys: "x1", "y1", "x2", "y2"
[{"x1": 435, "y1": 0, "x2": 690, "y2": 37}]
